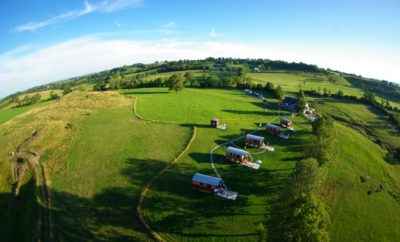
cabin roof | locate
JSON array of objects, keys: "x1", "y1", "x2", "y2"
[
  {"x1": 192, "y1": 173, "x2": 223, "y2": 186},
  {"x1": 282, "y1": 96, "x2": 298, "y2": 105},
  {"x1": 246, "y1": 134, "x2": 264, "y2": 141},
  {"x1": 266, "y1": 124, "x2": 281, "y2": 129},
  {"x1": 226, "y1": 146, "x2": 249, "y2": 156}
]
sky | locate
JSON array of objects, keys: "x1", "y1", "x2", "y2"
[{"x1": 0, "y1": 0, "x2": 399, "y2": 98}]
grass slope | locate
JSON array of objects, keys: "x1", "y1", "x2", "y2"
[
  {"x1": 51, "y1": 106, "x2": 192, "y2": 242},
  {"x1": 321, "y1": 123, "x2": 400, "y2": 242},
  {"x1": 126, "y1": 88, "x2": 313, "y2": 241},
  {"x1": 0, "y1": 91, "x2": 192, "y2": 242}
]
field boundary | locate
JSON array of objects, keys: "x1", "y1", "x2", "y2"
[{"x1": 136, "y1": 126, "x2": 197, "y2": 242}]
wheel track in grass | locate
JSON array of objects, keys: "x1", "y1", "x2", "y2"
[{"x1": 133, "y1": 96, "x2": 198, "y2": 242}]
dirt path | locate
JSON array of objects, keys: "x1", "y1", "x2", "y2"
[
  {"x1": 10, "y1": 130, "x2": 53, "y2": 242},
  {"x1": 133, "y1": 97, "x2": 198, "y2": 242}
]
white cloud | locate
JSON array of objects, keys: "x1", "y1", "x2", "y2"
[
  {"x1": 14, "y1": 0, "x2": 143, "y2": 32},
  {"x1": 0, "y1": 36, "x2": 399, "y2": 98}
]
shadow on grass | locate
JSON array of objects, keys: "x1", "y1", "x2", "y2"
[{"x1": 0, "y1": 158, "x2": 173, "y2": 242}]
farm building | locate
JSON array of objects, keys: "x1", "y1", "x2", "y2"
[
  {"x1": 192, "y1": 173, "x2": 225, "y2": 192},
  {"x1": 280, "y1": 117, "x2": 293, "y2": 128},
  {"x1": 245, "y1": 134, "x2": 265, "y2": 148},
  {"x1": 280, "y1": 96, "x2": 298, "y2": 112},
  {"x1": 266, "y1": 124, "x2": 281, "y2": 135},
  {"x1": 225, "y1": 146, "x2": 251, "y2": 163},
  {"x1": 210, "y1": 118, "x2": 219, "y2": 128}
]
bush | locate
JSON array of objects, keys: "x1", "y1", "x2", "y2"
[{"x1": 49, "y1": 91, "x2": 60, "y2": 100}]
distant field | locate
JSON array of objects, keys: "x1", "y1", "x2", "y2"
[
  {"x1": 0, "y1": 101, "x2": 51, "y2": 125},
  {"x1": 248, "y1": 72, "x2": 400, "y2": 108},
  {"x1": 124, "y1": 70, "x2": 204, "y2": 80},
  {"x1": 126, "y1": 88, "x2": 313, "y2": 241},
  {"x1": 248, "y1": 72, "x2": 363, "y2": 97}
]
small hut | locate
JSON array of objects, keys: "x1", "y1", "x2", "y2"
[
  {"x1": 245, "y1": 134, "x2": 265, "y2": 148},
  {"x1": 192, "y1": 173, "x2": 225, "y2": 192},
  {"x1": 210, "y1": 118, "x2": 219, "y2": 128},
  {"x1": 280, "y1": 117, "x2": 293, "y2": 128},
  {"x1": 266, "y1": 124, "x2": 281, "y2": 135},
  {"x1": 225, "y1": 146, "x2": 251, "y2": 163},
  {"x1": 280, "y1": 96, "x2": 298, "y2": 112}
]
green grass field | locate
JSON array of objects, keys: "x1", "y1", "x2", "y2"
[
  {"x1": 1, "y1": 84, "x2": 400, "y2": 242},
  {"x1": 51, "y1": 106, "x2": 192, "y2": 241},
  {"x1": 248, "y1": 72, "x2": 363, "y2": 97},
  {"x1": 126, "y1": 88, "x2": 313, "y2": 241},
  {"x1": 321, "y1": 123, "x2": 400, "y2": 242},
  {"x1": 0, "y1": 100, "x2": 52, "y2": 125}
]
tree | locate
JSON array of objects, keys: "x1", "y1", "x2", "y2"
[
  {"x1": 336, "y1": 90, "x2": 344, "y2": 98},
  {"x1": 93, "y1": 82, "x2": 107, "y2": 91},
  {"x1": 63, "y1": 86, "x2": 73, "y2": 95},
  {"x1": 184, "y1": 72, "x2": 193, "y2": 86},
  {"x1": 49, "y1": 91, "x2": 60, "y2": 100},
  {"x1": 308, "y1": 115, "x2": 336, "y2": 165},
  {"x1": 286, "y1": 194, "x2": 330, "y2": 242},
  {"x1": 274, "y1": 85, "x2": 284, "y2": 100},
  {"x1": 167, "y1": 74, "x2": 184, "y2": 93},
  {"x1": 31, "y1": 93, "x2": 41, "y2": 103},
  {"x1": 291, "y1": 158, "x2": 320, "y2": 196},
  {"x1": 363, "y1": 91, "x2": 376, "y2": 104}
]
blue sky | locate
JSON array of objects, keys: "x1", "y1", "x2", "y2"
[{"x1": 0, "y1": 0, "x2": 399, "y2": 97}]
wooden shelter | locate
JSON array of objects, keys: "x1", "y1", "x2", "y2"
[
  {"x1": 192, "y1": 173, "x2": 225, "y2": 192},
  {"x1": 266, "y1": 124, "x2": 281, "y2": 135},
  {"x1": 210, "y1": 118, "x2": 219, "y2": 128},
  {"x1": 245, "y1": 134, "x2": 265, "y2": 148},
  {"x1": 280, "y1": 117, "x2": 293, "y2": 128},
  {"x1": 225, "y1": 146, "x2": 251, "y2": 163}
]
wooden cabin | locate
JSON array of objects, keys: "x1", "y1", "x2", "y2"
[
  {"x1": 280, "y1": 117, "x2": 293, "y2": 128},
  {"x1": 192, "y1": 173, "x2": 225, "y2": 192},
  {"x1": 280, "y1": 96, "x2": 298, "y2": 112},
  {"x1": 225, "y1": 146, "x2": 251, "y2": 163},
  {"x1": 210, "y1": 118, "x2": 219, "y2": 128},
  {"x1": 245, "y1": 134, "x2": 265, "y2": 148},
  {"x1": 266, "y1": 124, "x2": 281, "y2": 135}
]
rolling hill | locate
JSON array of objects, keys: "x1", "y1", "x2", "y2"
[{"x1": 1, "y1": 58, "x2": 400, "y2": 242}]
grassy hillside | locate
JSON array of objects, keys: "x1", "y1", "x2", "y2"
[
  {"x1": 51, "y1": 106, "x2": 192, "y2": 241},
  {"x1": 321, "y1": 123, "x2": 400, "y2": 242},
  {"x1": 1, "y1": 72, "x2": 400, "y2": 242},
  {"x1": 0, "y1": 91, "x2": 193, "y2": 241},
  {"x1": 126, "y1": 88, "x2": 313, "y2": 241},
  {"x1": 315, "y1": 98, "x2": 400, "y2": 150}
]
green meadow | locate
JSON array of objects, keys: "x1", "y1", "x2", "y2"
[
  {"x1": 126, "y1": 88, "x2": 313, "y2": 241},
  {"x1": 0, "y1": 74, "x2": 399, "y2": 242}
]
